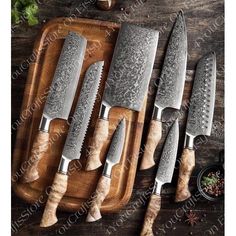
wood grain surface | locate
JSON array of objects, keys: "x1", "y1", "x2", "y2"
[
  {"x1": 12, "y1": 17, "x2": 147, "y2": 213},
  {"x1": 12, "y1": 0, "x2": 224, "y2": 235}
]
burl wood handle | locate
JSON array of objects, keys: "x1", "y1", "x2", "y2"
[
  {"x1": 175, "y1": 148, "x2": 195, "y2": 202},
  {"x1": 140, "y1": 120, "x2": 162, "y2": 170},
  {"x1": 40, "y1": 172, "x2": 68, "y2": 227},
  {"x1": 86, "y1": 175, "x2": 111, "y2": 222},
  {"x1": 141, "y1": 194, "x2": 161, "y2": 236},
  {"x1": 22, "y1": 131, "x2": 49, "y2": 183},
  {"x1": 86, "y1": 119, "x2": 109, "y2": 171}
]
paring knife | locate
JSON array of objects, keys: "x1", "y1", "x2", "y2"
[
  {"x1": 141, "y1": 119, "x2": 179, "y2": 236},
  {"x1": 86, "y1": 118, "x2": 126, "y2": 222},
  {"x1": 22, "y1": 32, "x2": 87, "y2": 183},
  {"x1": 140, "y1": 11, "x2": 187, "y2": 170},
  {"x1": 40, "y1": 61, "x2": 104, "y2": 227},
  {"x1": 175, "y1": 52, "x2": 216, "y2": 202},
  {"x1": 86, "y1": 22, "x2": 159, "y2": 171}
]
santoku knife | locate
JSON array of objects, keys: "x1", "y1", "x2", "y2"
[
  {"x1": 23, "y1": 32, "x2": 87, "y2": 183},
  {"x1": 141, "y1": 119, "x2": 179, "y2": 236},
  {"x1": 86, "y1": 118, "x2": 126, "y2": 222},
  {"x1": 86, "y1": 22, "x2": 159, "y2": 171},
  {"x1": 40, "y1": 61, "x2": 104, "y2": 227},
  {"x1": 140, "y1": 11, "x2": 187, "y2": 170},
  {"x1": 175, "y1": 52, "x2": 216, "y2": 202}
]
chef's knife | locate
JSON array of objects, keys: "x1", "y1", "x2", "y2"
[
  {"x1": 175, "y1": 52, "x2": 216, "y2": 202},
  {"x1": 22, "y1": 32, "x2": 87, "y2": 183},
  {"x1": 140, "y1": 11, "x2": 187, "y2": 170},
  {"x1": 141, "y1": 119, "x2": 179, "y2": 236},
  {"x1": 86, "y1": 23, "x2": 159, "y2": 171},
  {"x1": 40, "y1": 61, "x2": 104, "y2": 227},
  {"x1": 86, "y1": 118, "x2": 126, "y2": 222}
]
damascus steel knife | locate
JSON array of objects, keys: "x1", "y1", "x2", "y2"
[
  {"x1": 141, "y1": 119, "x2": 179, "y2": 236},
  {"x1": 175, "y1": 52, "x2": 216, "y2": 202},
  {"x1": 140, "y1": 11, "x2": 187, "y2": 170},
  {"x1": 23, "y1": 32, "x2": 87, "y2": 183},
  {"x1": 86, "y1": 118, "x2": 126, "y2": 222},
  {"x1": 86, "y1": 22, "x2": 159, "y2": 171},
  {"x1": 40, "y1": 61, "x2": 104, "y2": 227}
]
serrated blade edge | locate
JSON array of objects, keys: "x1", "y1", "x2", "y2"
[{"x1": 62, "y1": 61, "x2": 104, "y2": 160}]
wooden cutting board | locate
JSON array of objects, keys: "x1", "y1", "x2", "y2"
[{"x1": 12, "y1": 17, "x2": 147, "y2": 213}]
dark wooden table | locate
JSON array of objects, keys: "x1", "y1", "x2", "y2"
[{"x1": 12, "y1": 0, "x2": 224, "y2": 235}]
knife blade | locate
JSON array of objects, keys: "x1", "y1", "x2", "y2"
[
  {"x1": 86, "y1": 118, "x2": 126, "y2": 222},
  {"x1": 140, "y1": 10, "x2": 187, "y2": 170},
  {"x1": 40, "y1": 61, "x2": 104, "y2": 227},
  {"x1": 86, "y1": 22, "x2": 159, "y2": 171},
  {"x1": 23, "y1": 32, "x2": 87, "y2": 183},
  {"x1": 175, "y1": 52, "x2": 216, "y2": 202},
  {"x1": 141, "y1": 119, "x2": 179, "y2": 236}
]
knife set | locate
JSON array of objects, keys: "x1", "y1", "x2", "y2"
[{"x1": 20, "y1": 10, "x2": 216, "y2": 233}]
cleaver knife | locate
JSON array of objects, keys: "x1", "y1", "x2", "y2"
[
  {"x1": 175, "y1": 52, "x2": 216, "y2": 202},
  {"x1": 140, "y1": 11, "x2": 187, "y2": 170},
  {"x1": 22, "y1": 32, "x2": 87, "y2": 183},
  {"x1": 86, "y1": 118, "x2": 126, "y2": 222},
  {"x1": 141, "y1": 119, "x2": 179, "y2": 236},
  {"x1": 86, "y1": 22, "x2": 159, "y2": 171},
  {"x1": 40, "y1": 61, "x2": 104, "y2": 227}
]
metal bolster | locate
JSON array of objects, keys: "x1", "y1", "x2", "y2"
[
  {"x1": 153, "y1": 179, "x2": 163, "y2": 195},
  {"x1": 184, "y1": 133, "x2": 195, "y2": 149},
  {"x1": 39, "y1": 115, "x2": 51, "y2": 132},
  {"x1": 99, "y1": 102, "x2": 111, "y2": 120},
  {"x1": 102, "y1": 162, "x2": 112, "y2": 178},
  {"x1": 152, "y1": 105, "x2": 163, "y2": 121},
  {"x1": 58, "y1": 156, "x2": 70, "y2": 174}
]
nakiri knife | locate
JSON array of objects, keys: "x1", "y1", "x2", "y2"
[
  {"x1": 86, "y1": 22, "x2": 159, "y2": 171},
  {"x1": 175, "y1": 52, "x2": 216, "y2": 202},
  {"x1": 40, "y1": 61, "x2": 104, "y2": 227},
  {"x1": 86, "y1": 118, "x2": 126, "y2": 222},
  {"x1": 141, "y1": 119, "x2": 179, "y2": 236},
  {"x1": 140, "y1": 11, "x2": 187, "y2": 170},
  {"x1": 22, "y1": 32, "x2": 87, "y2": 183}
]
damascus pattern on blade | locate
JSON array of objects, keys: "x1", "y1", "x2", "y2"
[
  {"x1": 103, "y1": 23, "x2": 159, "y2": 111},
  {"x1": 156, "y1": 120, "x2": 179, "y2": 184},
  {"x1": 186, "y1": 52, "x2": 216, "y2": 137},
  {"x1": 44, "y1": 32, "x2": 87, "y2": 120},
  {"x1": 155, "y1": 11, "x2": 187, "y2": 110},
  {"x1": 106, "y1": 119, "x2": 126, "y2": 165},
  {"x1": 62, "y1": 62, "x2": 104, "y2": 160}
]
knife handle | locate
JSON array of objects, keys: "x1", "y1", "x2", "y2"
[
  {"x1": 22, "y1": 131, "x2": 49, "y2": 183},
  {"x1": 40, "y1": 172, "x2": 68, "y2": 227},
  {"x1": 175, "y1": 148, "x2": 195, "y2": 202},
  {"x1": 86, "y1": 175, "x2": 111, "y2": 222},
  {"x1": 86, "y1": 118, "x2": 109, "y2": 171},
  {"x1": 140, "y1": 120, "x2": 162, "y2": 170},
  {"x1": 141, "y1": 194, "x2": 161, "y2": 236}
]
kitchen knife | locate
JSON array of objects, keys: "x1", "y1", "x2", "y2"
[
  {"x1": 86, "y1": 118, "x2": 126, "y2": 222},
  {"x1": 86, "y1": 22, "x2": 159, "y2": 171},
  {"x1": 140, "y1": 10, "x2": 187, "y2": 170},
  {"x1": 40, "y1": 61, "x2": 104, "y2": 227},
  {"x1": 141, "y1": 119, "x2": 179, "y2": 236},
  {"x1": 175, "y1": 52, "x2": 216, "y2": 202},
  {"x1": 22, "y1": 32, "x2": 87, "y2": 183}
]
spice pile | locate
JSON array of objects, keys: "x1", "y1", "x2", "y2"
[{"x1": 201, "y1": 170, "x2": 224, "y2": 197}]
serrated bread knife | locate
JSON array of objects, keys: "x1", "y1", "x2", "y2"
[
  {"x1": 22, "y1": 32, "x2": 87, "y2": 183},
  {"x1": 40, "y1": 61, "x2": 104, "y2": 227},
  {"x1": 175, "y1": 52, "x2": 216, "y2": 202},
  {"x1": 140, "y1": 11, "x2": 187, "y2": 170},
  {"x1": 141, "y1": 119, "x2": 179, "y2": 236},
  {"x1": 86, "y1": 22, "x2": 159, "y2": 171},
  {"x1": 86, "y1": 118, "x2": 126, "y2": 222}
]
